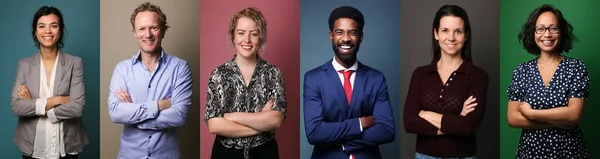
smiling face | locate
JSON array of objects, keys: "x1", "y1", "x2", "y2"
[
  {"x1": 233, "y1": 16, "x2": 261, "y2": 58},
  {"x1": 535, "y1": 11, "x2": 560, "y2": 54},
  {"x1": 133, "y1": 11, "x2": 164, "y2": 54},
  {"x1": 434, "y1": 15, "x2": 466, "y2": 56},
  {"x1": 330, "y1": 18, "x2": 362, "y2": 65},
  {"x1": 35, "y1": 14, "x2": 61, "y2": 49}
]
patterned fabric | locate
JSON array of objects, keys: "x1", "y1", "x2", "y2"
[
  {"x1": 204, "y1": 55, "x2": 287, "y2": 157},
  {"x1": 508, "y1": 56, "x2": 589, "y2": 159}
]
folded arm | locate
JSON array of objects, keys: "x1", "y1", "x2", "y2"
[
  {"x1": 52, "y1": 58, "x2": 85, "y2": 120},
  {"x1": 107, "y1": 63, "x2": 159, "y2": 125},
  {"x1": 303, "y1": 74, "x2": 362, "y2": 145},
  {"x1": 137, "y1": 63, "x2": 193, "y2": 130},
  {"x1": 342, "y1": 77, "x2": 396, "y2": 152},
  {"x1": 403, "y1": 70, "x2": 440, "y2": 136},
  {"x1": 520, "y1": 98, "x2": 584, "y2": 127},
  {"x1": 438, "y1": 72, "x2": 488, "y2": 136},
  {"x1": 225, "y1": 68, "x2": 287, "y2": 132}
]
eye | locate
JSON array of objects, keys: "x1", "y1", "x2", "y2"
[
  {"x1": 251, "y1": 33, "x2": 258, "y2": 37},
  {"x1": 51, "y1": 25, "x2": 59, "y2": 29},
  {"x1": 335, "y1": 30, "x2": 343, "y2": 35},
  {"x1": 441, "y1": 29, "x2": 448, "y2": 33},
  {"x1": 455, "y1": 30, "x2": 463, "y2": 34},
  {"x1": 150, "y1": 26, "x2": 159, "y2": 31},
  {"x1": 237, "y1": 32, "x2": 244, "y2": 35},
  {"x1": 550, "y1": 27, "x2": 559, "y2": 32}
]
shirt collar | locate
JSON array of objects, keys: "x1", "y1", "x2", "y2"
[
  {"x1": 226, "y1": 54, "x2": 267, "y2": 69},
  {"x1": 131, "y1": 50, "x2": 166, "y2": 65},
  {"x1": 423, "y1": 60, "x2": 473, "y2": 75},
  {"x1": 331, "y1": 56, "x2": 358, "y2": 72}
]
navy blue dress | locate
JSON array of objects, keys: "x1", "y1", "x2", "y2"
[{"x1": 508, "y1": 56, "x2": 589, "y2": 159}]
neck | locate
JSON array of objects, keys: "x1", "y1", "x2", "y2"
[
  {"x1": 538, "y1": 51, "x2": 562, "y2": 64},
  {"x1": 334, "y1": 56, "x2": 355, "y2": 69},
  {"x1": 40, "y1": 46, "x2": 58, "y2": 61},
  {"x1": 235, "y1": 54, "x2": 258, "y2": 68},
  {"x1": 140, "y1": 50, "x2": 161, "y2": 66},
  {"x1": 437, "y1": 52, "x2": 463, "y2": 71}
]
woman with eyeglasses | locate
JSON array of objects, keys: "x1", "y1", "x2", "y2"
[{"x1": 507, "y1": 4, "x2": 588, "y2": 158}]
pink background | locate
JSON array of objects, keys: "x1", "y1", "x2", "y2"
[{"x1": 199, "y1": 0, "x2": 300, "y2": 159}]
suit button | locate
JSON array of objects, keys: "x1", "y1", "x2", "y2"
[{"x1": 439, "y1": 95, "x2": 443, "y2": 98}]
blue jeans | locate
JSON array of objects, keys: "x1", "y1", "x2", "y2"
[{"x1": 415, "y1": 153, "x2": 476, "y2": 159}]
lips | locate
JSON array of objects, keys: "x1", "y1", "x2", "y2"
[
  {"x1": 540, "y1": 39, "x2": 556, "y2": 46},
  {"x1": 41, "y1": 36, "x2": 53, "y2": 40},
  {"x1": 241, "y1": 45, "x2": 253, "y2": 50}
]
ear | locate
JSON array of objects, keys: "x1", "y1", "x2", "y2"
[
  {"x1": 433, "y1": 28, "x2": 439, "y2": 40},
  {"x1": 359, "y1": 31, "x2": 364, "y2": 43},
  {"x1": 329, "y1": 31, "x2": 333, "y2": 42}
]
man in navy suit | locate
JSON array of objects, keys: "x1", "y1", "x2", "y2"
[{"x1": 303, "y1": 6, "x2": 396, "y2": 159}]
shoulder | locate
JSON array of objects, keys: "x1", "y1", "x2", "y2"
[
  {"x1": 164, "y1": 53, "x2": 190, "y2": 68},
  {"x1": 512, "y1": 59, "x2": 536, "y2": 74},
  {"x1": 61, "y1": 53, "x2": 82, "y2": 62},
  {"x1": 469, "y1": 64, "x2": 489, "y2": 80},
  {"x1": 304, "y1": 61, "x2": 328, "y2": 78},
  {"x1": 563, "y1": 56, "x2": 588, "y2": 71}
]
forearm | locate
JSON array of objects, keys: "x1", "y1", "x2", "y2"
[
  {"x1": 526, "y1": 106, "x2": 580, "y2": 126},
  {"x1": 207, "y1": 117, "x2": 262, "y2": 138},
  {"x1": 508, "y1": 110, "x2": 553, "y2": 129},
  {"x1": 342, "y1": 116, "x2": 395, "y2": 152},
  {"x1": 228, "y1": 111, "x2": 284, "y2": 132},
  {"x1": 108, "y1": 100, "x2": 159, "y2": 124},
  {"x1": 137, "y1": 105, "x2": 189, "y2": 130}
]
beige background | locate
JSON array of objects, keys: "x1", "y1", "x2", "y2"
[{"x1": 100, "y1": 0, "x2": 199, "y2": 158}]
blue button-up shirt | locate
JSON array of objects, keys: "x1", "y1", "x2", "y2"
[{"x1": 108, "y1": 50, "x2": 193, "y2": 159}]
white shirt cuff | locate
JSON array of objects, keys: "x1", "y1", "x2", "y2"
[
  {"x1": 359, "y1": 118, "x2": 363, "y2": 132},
  {"x1": 35, "y1": 98, "x2": 47, "y2": 116},
  {"x1": 47, "y1": 109, "x2": 59, "y2": 123}
]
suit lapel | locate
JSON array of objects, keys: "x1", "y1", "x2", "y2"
[
  {"x1": 323, "y1": 61, "x2": 351, "y2": 108},
  {"x1": 53, "y1": 52, "x2": 65, "y2": 95},
  {"x1": 348, "y1": 63, "x2": 366, "y2": 117}
]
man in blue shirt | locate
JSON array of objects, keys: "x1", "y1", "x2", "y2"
[{"x1": 107, "y1": 2, "x2": 193, "y2": 159}]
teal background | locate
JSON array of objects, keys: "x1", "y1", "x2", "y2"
[
  {"x1": 0, "y1": 1, "x2": 100, "y2": 158},
  {"x1": 500, "y1": 1, "x2": 600, "y2": 158}
]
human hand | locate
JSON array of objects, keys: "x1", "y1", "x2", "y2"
[
  {"x1": 461, "y1": 96, "x2": 477, "y2": 116},
  {"x1": 115, "y1": 89, "x2": 132, "y2": 103},
  {"x1": 158, "y1": 98, "x2": 172, "y2": 111},
  {"x1": 18, "y1": 85, "x2": 32, "y2": 99},
  {"x1": 360, "y1": 116, "x2": 375, "y2": 129},
  {"x1": 261, "y1": 99, "x2": 274, "y2": 112}
]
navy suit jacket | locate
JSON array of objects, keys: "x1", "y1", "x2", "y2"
[{"x1": 303, "y1": 60, "x2": 395, "y2": 159}]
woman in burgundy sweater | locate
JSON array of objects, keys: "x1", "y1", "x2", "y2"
[{"x1": 403, "y1": 5, "x2": 489, "y2": 159}]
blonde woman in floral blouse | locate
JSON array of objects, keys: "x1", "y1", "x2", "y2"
[{"x1": 204, "y1": 7, "x2": 287, "y2": 159}]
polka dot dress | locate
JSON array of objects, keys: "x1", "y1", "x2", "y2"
[{"x1": 507, "y1": 56, "x2": 589, "y2": 159}]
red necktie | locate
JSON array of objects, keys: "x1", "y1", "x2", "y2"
[
  {"x1": 340, "y1": 70, "x2": 356, "y2": 159},
  {"x1": 339, "y1": 70, "x2": 354, "y2": 104}
]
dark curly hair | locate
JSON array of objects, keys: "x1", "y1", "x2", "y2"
[{"x1": 518, "y1": 4, "x2": 576, "y2": 55}]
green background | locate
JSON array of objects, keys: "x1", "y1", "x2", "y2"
[
  {"x1": 500, "y1": 0, "x2": 600, "y2": 158},
  {"x1": 0, "y1": 1, "x2": 100, "y2": 158}
]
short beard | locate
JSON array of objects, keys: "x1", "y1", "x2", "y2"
[{"x1": 332, "y1": 43, "x2": 359, "y2": 66}]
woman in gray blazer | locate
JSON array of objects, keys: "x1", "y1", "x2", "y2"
[{"x1": 10, "y1": 6, "x2": 88, "y2": 159}]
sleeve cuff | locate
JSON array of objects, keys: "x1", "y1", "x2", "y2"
[
  {"x1": 145, "y1": 100, "x2": 160, "y2": 119},
  {"x1": 47, "y1": 109, "x2": 59, "y2": 123},
  {"x1": 359, "y1": 118, "x2": 363, "y2": 132},
  {"x1": 35, "y1": 98, "x2": 47, "y2": 116}
]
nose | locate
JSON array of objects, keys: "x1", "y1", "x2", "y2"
[
  {"x1": 543, "y1": 29, "x2": 552, "y2": 37},
  {"x1": 243, "y1": 33, "x2": 251, "y2": 43},
  {"x1": 144, "y1": 29, "x2": 153, "y2": 38},
  {"x1": 448, "y1": 32, "x2": 456, "y2": 41},
  {"x1": 341, "y1": 33, "x2": 351, "y2": 42}
]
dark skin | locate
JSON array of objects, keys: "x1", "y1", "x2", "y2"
[{"x1": 329, "y1": 18, "x2": 374, "y2": 128}]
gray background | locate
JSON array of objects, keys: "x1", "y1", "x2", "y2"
[
  {"x1": 300, "y1": 0, "x2": 401, "y2": 159},
  {"x1": 399, "y1": 0, "x2": 500, "y2": 159}
]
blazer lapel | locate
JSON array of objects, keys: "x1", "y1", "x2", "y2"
[
  {"x1": 347, "y1": 63, "x2": 366, "y2": 117},
  {"x1": 53, "y1": 52, "x2": 65, "y2": 95},
  {"x1": 28, "y1": 54, "x2": 42, "y2": 98}
]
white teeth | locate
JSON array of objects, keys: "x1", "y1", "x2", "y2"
[
  {"x1": 340, "y1": 45, "x2": 351, "y2": 49},
  {"x1": 242, "y1": 46, "x2": 252, "y2": 49},
  {"x1": 42, "y1": 37, "x2": 52, "y2": 40},
  {"x1": 542, "y1": 40, "x2": 554, "y2": 44}
]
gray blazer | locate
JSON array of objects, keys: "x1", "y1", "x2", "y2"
[{"x1": 10, "y1": 52, "x2": 88, "y2": 156}]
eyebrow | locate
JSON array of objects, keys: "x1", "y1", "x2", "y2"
[
  {"x1": 37, "y1": 22, "x2": 59, "y2": 25},
  {"x1": 236, "y1": 29, "x2": 258, "y2": 32}
]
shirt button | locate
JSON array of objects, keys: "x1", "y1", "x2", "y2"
[
  {"x1": 148, "y1": 154, "x2": 151, "y2": 157},
  {"x1": 441, "y1": 89, "x2": 444, "y2": 92},
  {"x1": 445, "y1": 83, "x2": 449, "y2": 86},
  {"x1": 453, "y1": 72, "x2": 456, "y2": 75},
  {"x1": 148, "y1": 85, "x2": 151, "y2": 88},
  {"x1": 439, "y1": 95, "x2": 443, "y2": 98},
  {"x1": 149, "y1": 136, "x2": 152, "y2": 139},
  {"x1": 449, "y1": 78, "x2": 453, "y2": 81}
]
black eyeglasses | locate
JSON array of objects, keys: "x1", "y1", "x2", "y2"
[{"x1": 535, "y1": 26, "x2": 559, "y2": 34}]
